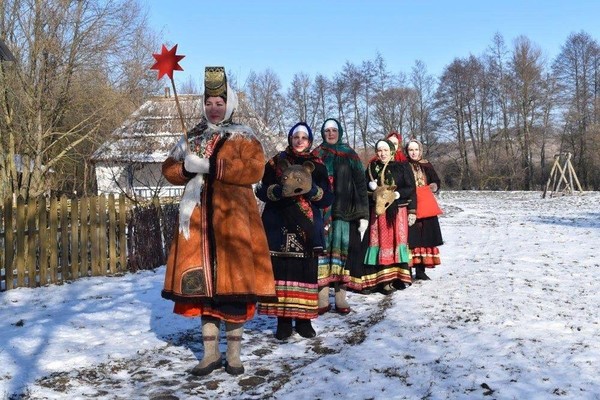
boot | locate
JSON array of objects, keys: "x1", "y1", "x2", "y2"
[
  {"x1": 393, "y1": 280, "x2": 407, "y2": 290},
  {"x1": 275, "y1": 317, "x2": 293, "y2": 340},
  {"x1": 317, "y1": 286, "x2": 331, "y2": 315},
  {"x1": 190, "y1": 317, "x2": 222, "y2": 376},
  {"x1": 415, "y1": 266, "x2": 431, "y2": 281},
  {"x1": 334, "y1": 283, "x2": 351, "y2": 314},
  {"x1": 224, "y1": 322, "x2": 245, "y2": 375},
  {"x1": 379, "y1": 282, "x2": 397, "y2": 295},
  {"x1": 295, "y1": 318, "x2": 316, "y2": 338}
]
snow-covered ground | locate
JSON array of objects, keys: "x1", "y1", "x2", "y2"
[{"x1": 2, "y1": 191, "x2": 599, "y2": 400}]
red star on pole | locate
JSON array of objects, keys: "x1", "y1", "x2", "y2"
[{"x1": 150, "y1": 44, "x2": 185, "y2": 80}]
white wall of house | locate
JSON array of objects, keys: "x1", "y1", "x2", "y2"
[{"x1": 95, "y1": 162, "x2": 183, "y2": 198}]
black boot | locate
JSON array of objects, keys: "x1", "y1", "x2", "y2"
[
  {"x1": 275, "y1": 317, "x2": 293, "y2": 340},
  {"x1": 295, "y1": 319, "x2": 316, "y2": 338},
  {"x1": 415, "y1": 266, "x2": 431, "y2": 280},
  {"x1": 393, "y1": 280, "x2": 407, "y2": 290}
]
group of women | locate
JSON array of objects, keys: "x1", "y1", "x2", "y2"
[{"x1": 160, "y1": 67, "x2": 443, "y2": 377}]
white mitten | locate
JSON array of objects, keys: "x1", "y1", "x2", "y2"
[
  {"x1": 394, "y1": 191, "x2": 400, "y2": 200},
  {"x1": 358, "y1": 219, "x2": 368, "y2": 240},
  {"x1": 184, "y1": 154, "x2": 210, "y2": 174},
  {"x1": 408, "y1": 213, "x2": 417, "y2": 226},
  {"x1": 429, "y1": 182, "x2": 438, "y2": 193},
  {"x1": 368, "y1": 181, "x2": 377, "y2": 191}
]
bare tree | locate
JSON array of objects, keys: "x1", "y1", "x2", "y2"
[
  {"x1": 330, "y1": 73, "x2": 350, "y2": 142},
  {"x1": 436, "y1": 58, "x2": 477, "y2": 188},
  {"x1": 312, "y1": 74, "x2": 331, "y2": 125},
  {"x1": 485, "y1": 32, "x2": 518, "y2": 188},
  {"x1": 244, "y1": 68, "x2": 285, "y2": 134},
  {"x1": 371, "y1": 86, "x2": 413, "y2": 143},
  {"x1": 552, "y1": 31, "x2": 600, "y2": 186},
  {"x1": 409, "y1": 60, "x2": 438, "y2": 151},
  {"x1": 0, "y1": 0, "x2": 159, "y2": 199},
  {"x1": 510, "y1": 36, "x2": 545, "y2": 189},
  {"x1": 285, "y1": 72, "x2": 315, "y2": 128}
]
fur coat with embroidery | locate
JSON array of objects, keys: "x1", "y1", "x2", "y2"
[{"x1": 161, "y1": 123, "x2": 276, "y2": 303}]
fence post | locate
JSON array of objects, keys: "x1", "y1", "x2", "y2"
[
  {"x1": 70, "y1": 197, "x2": 79, "y2": 280},
  {"x1": 119, "y1": 196, "x2": 127, "y2": 272},
  {"x1": 27, "y1": 197, "x2": 37, "y2": 287},
  {"x1": 80, "y1": 196, "x2": 90, "y2": 277},
  {"x1": 15, "y1": 196, "x2": 26, "y2": 288},
  {"x1": 48, "y1": 196, "x2": 58, "y2": 284},
  {"x1": 108, "y1": 194, "x2": 117, "y2": 274},
  {"x1": 4, "y1": 196, "x2": 14, "y2": 290},
  {"x1": 90, "y1": 196, "x2": 100, "y2": 276},
  {"x1": 38, "y1": 197, "x2": 48, "y2": 286},
  {"x1": 98, "y1": 195, "x2": 107, "y2": 276},
  {"x1": 60, "y1": 195, "x2": 69, "y2": 283}
]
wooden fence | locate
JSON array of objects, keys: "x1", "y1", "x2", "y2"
[{"x1": 0, "y1": 195, "x2": 179, "y2": 291}]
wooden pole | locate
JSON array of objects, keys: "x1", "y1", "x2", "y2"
[
  {"x1": 542, "y1": 155, "x2": 559, "y2": 198},
  {"x1": 170, "y1": 76, "x2": 188, "y2": 141}
]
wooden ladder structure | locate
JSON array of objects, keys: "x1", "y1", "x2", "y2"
[{"x1": 542, "y1": 152, "x2": 583, "y2": 198}]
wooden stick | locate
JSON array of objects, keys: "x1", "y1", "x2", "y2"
[
  {"x1": 542, "y1": 155, "x2": 559, "y2": 198},
  {"x1": 170, "y1": 76, "x2": 187, "y2": 141}
]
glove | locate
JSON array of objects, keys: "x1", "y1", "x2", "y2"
[
  {"x1": 429, "y1": 182, "x2": 438, "y2": 193},
  {"x1": 184, "y1": 154, "x2": 210, "y2": 174},
  {"x1": 408, "y1": 213, "x2": 417, "y2": 226},
  {"x1": 306, "y1": 184, "x2": 319, "y2": 198},
  {"x1": 368, "y1": 181, "x2": 377, "y2": 191},
  {"x1": 269, "y1": 184, "x2": 283, "y2": 200},
  {"x1": 394, "y1": 191, "x2": 400, "y2": 200},
  {"x1": 358, "y1": 219, "x2": 368, "y2": 240}
]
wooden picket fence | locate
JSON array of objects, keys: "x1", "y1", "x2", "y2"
[
  {"x1": 0, "y1": 194, "x2": 183, "y2": 293},
  {"x1": 0, "y1": 194, "x2": 129, "y2": 291}
]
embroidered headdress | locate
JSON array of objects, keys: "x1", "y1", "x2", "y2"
[{"x1": 204, "y1": 66, "x2": 227, "y2": 100}]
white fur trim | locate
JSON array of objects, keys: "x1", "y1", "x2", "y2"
[{"x1": 179, "y1": 173, "x2": 204, "y2": 240}]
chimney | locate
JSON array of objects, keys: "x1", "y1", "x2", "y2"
[{"x1": 164, "y1": 87, "x2": 171, "y2": 98}]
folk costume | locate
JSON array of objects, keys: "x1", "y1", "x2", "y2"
[
  {"x1": 405, "y1": 139, "x2": 443, "y2": 279},
  {"x1": 312, "y1": 118, "x2": 369, "y2": 314},
  {"x1": 256, "y1": 122, "x2": 334, "y2": 340},
  {"x1": 362, "y1": 139, "x2": 416, "y2": 293},
  {"x1": 161, "y1": 67, "x2": 276, "y2": 376}
]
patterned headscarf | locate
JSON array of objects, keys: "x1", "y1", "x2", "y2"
[{"x1": 312, "y1": 118, "x2": 363, "y2": 176}]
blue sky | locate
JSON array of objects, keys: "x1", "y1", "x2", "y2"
[{"x1": 145, "y1": 0, "x2": 600, "y2": 90}]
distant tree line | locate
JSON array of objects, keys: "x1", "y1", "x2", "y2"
[
  {"x1": 242, "y1": 32, "x2": 600, "y2": 191},
  {"x1": 1, "y1": 0, "x2": 599, "y2": 197}
]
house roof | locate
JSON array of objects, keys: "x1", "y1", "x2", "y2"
[{"x1": 92, "y1": 94, "x2": 286, "y2": 163}]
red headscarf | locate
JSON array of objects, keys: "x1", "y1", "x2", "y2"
[
  {"x1": 368, "y1": 131, "x2": 408, "y2": 163},
  {"x1": 385, "y1": 132, "x2": 407, "y2": 162}
]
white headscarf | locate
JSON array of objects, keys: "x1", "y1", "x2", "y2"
[{"x1": 204, "y1": 83, "x2": 238, "y2": 130}]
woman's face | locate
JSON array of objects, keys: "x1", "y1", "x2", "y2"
[
  {"x1": 205, "y1": 96, "x2": 227, "y2": 124},
  {"x1": 324, "y1": 126, "x2": 339, "y2": 145},
  {"x1": 407, "y1": 142, "x2": 421, "y2": 161},
  {"x1": 291, "y1": 131, "x2": 310, "y2": 153},
  {"x1": 376, "y1": 144, "x2": 391, "y2": 163}
]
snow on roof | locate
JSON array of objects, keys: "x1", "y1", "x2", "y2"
[{"x1": 92, "y1": 94, "x2": 286, "y2": 163}]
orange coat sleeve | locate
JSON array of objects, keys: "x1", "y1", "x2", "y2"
[{"x1": 212, "y1": 137, "x2": 266, "y2": 186}]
